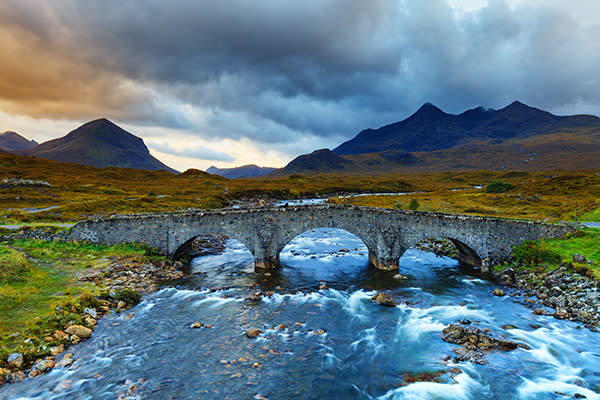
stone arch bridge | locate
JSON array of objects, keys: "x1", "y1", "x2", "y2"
[{"x1": 70, "y1": 205, "x2": 573, "y2": 271}]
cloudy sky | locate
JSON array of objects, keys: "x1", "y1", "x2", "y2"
[{"x1": 1, "y1": 0, "x2": 599, "y2": 171}]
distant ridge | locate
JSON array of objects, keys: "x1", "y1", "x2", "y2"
[
  {"x1": 273, "y1": 101, "x2": 600, "y2": 175},
  {"x1": 206, "y1": 164, "x2": 276, "y2": 179},
  {"x1": 332, "y1": 101, "x2": 600, "y2": 155},
  {"x1": 20, "y1": 119, "x2": 177, "y2": 173},
  {"x1": 0, "y1": 131, "x2": 38, "y2": 152}
]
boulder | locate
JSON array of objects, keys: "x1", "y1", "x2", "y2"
[
  {"x1": 65, "y1": 325, "x2": 92, "y2": 339},
  {"x1": 442, "y1": 323, "x2": 526, "y2": 364},
  {"x1": 492, "y1": 288, "x2": 506, "y2": 296},
  {"x1": 372, "y1": 292, "x2": 397, "y2": 307}
]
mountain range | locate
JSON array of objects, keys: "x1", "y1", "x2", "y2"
[
  {"x1": 275, "y1": 101, "x2": 600, "y2": 175},
  {"x1": 4, "y1": 100, "x2": 600, "y2": 177},
  {"x1": 206, "y1": 165, "x2": 276, "y2": 179}
]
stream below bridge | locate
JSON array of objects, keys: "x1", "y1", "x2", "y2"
[{"x1": 2, "y1": 228, "x2": 599, "y2": 399}]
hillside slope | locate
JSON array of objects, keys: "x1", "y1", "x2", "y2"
[
  {"x1": 0, "y1": 131, "x2": 38, "y2": 151},
  {"x1": 20, "y1": 119, "x2": 177, "y2": 173}
]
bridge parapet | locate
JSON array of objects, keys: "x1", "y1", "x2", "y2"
[{"x1": 70, "y1": 205, "x2": 574, "y2": 271}]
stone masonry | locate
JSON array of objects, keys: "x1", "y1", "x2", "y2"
[{"x1": 70, "y1": 205, "x2": 573, "y2": 271}]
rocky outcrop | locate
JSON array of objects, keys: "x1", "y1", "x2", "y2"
[
  {"x1": 442, "y1": 323, "x2": 527, "y2": 364},
  {"x1": 495, "y1": 265, "x2": 600, "y2": 329}
]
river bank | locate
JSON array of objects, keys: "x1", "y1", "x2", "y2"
[
  {"x1": 0, "y1": 234, "x2": 186, "y2": 387},
  {"x1": 493, "y1": 261, "x2": 600, "y2": 330}
]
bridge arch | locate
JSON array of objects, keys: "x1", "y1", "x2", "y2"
[{"x1": 69, "y1": 205, "x2": 573, "y2": 272}]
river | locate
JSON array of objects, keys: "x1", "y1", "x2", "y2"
[{"x1": 2, "y1": 228, "x2": 599, "y2": 399}]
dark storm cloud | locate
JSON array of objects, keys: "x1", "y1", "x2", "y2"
[{"x1": 1, "y1": 0, "x2": 599, "y2": 149}]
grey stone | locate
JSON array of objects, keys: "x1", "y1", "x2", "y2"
[{"x1": 71, "y1": 205, "x2": 573, "y2": 271}]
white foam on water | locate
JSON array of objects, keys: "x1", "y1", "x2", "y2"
[
  {"x1": 327, "y1": 289, "x2": 376, "y2": 321},
  {"x1": 192, "y1": 295, "x2": 241, "y2": 308},
  {"x1": 410, "y1": 304, "x2": 489, "y2": 323},
  {"x1": 377, "y1": 369, "x2": 483, "y2": 400},
  {"x1": 517, "y1": 378, "x2": 600, "y2": 400},
  {"x1": 350, "y1": 327, "x2": 384, "y2": 357},
  {"x1": 461, "y1": 278, "x2": 486, "y2": 285},
  {"x1": 395, "y1": 306, "x2": 446, "y2": 342},
  {"x1": 262, "y1": 291, "x2": 326, "y2": 307}
]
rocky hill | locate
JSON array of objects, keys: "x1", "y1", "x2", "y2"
[{"x1": 19, "y1": 119, "x2": 177, "y2": 173}]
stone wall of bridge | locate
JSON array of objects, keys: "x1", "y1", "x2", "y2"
[{"x1": 70, "y1": 205, "x2": 574, "y2": 271}]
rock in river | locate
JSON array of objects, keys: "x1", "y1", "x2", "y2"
[
  {"x1": 372, "y1": 292, "x2": 397, "y2": 307},
  {"x1": 442, "y1": 323, "x2": 527, "y2": 364},
  {"x1": 245, "y1": 328, "x2": 262, "y2": 338},
  {"x1": 28, "y1": 359, "x2": 55, "y2": 378}
]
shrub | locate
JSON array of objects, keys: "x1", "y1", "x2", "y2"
[
  {"x1": 485, "y1": 180, "x2": 513, "y2": 193},
  {"x1": 79, "y1": 293, "x2": 100, "y2": 309},
  {"x1": 392, "y1": 201, "x2": 403, "y2": 209},
  {"x1": 408, "y1": 199, "x2": 419, "y2": 210},
  {"x1": 0, "y1": 248, "x2": 31, "y2": 284},
  {"x1": 114, "y1": 288, "x2": 142, "y2": 306},
  {"x1": 512, "y1": 240, "x2": 562, "y2": 267}
]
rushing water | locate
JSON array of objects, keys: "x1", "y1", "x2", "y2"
[{"x1": 3, "y1": 229, "x2": 600, "y2": 399}]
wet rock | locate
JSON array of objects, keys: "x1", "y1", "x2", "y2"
[
  {"x1": 28, "y1": 359, "x2": 55, "y2": 378},
  {"x1": 50, "y1": 345, "x2": 65, "y2": 356},
  {"x1": 8, "y1": 371, "x2": 26, "y2": 383},
  {"x1": 338, "y1": 248, "x2": 349, "y2": 253},
  {"x1": 117, "y1": 300, "x2": 127, "y2": 309},
  {"x1": 7, "y1": 352, "x2": 23, "y2": 369},
  {"x1": 85, "y1": 316, "x2": 97, "y2": 326},
  {"x1": 245, "y1": 328, "x2": 262, "y2": 338},
  {"x1": 246, "y1": 292, "x2": 262, "y2": 302},
  {"x1": 442, "y1": 323, "x2": 526, "y2": 364},
  {"x1": 54, "y1": 330, "x2": 70, "y2": 341},
  {"x1": 55, "y1": 353, "x2": 74, "y2": 368},
  {"x1": 573, "y1": 254, "x2": 587, "y2": 264},
  {"x1": 313, "y1": 329, "x2": 326, "y2": 335},
  {"x1": 492, "y1": 288, "x2": 506, "y2": 296},
  {"x1": 65, "y1": 325, "x2": 92, "y2": 339},
  {"x1": 393, "y1": 274, "x2": 408, "y2": 280},
  {"x1": 190, "y1": 321, "x2": 204, "y2": 329},
  {"x1": 553, "y1": 309, "x2": 570, "y2": 319},
  {"x1": 70, "y1": 335, "x2": 81, "y2": 344},
  {"x1": 533, "y1": 308, "x2": 549, "y2": 316},
  {"x1": 0, "y1": 368, "x2": 11, "y2": 385},
  {"x1": 84, "y1": 307, "x2": 97, "y2": 319},
  {"x1": 319, "y1": 283, "x2": 329, "y2": 290},
  {"x1": 372, "y1": 292, "x2": 397, "y2": 307}
]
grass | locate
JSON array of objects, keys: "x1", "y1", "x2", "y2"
[
  {"x1": 2, "y1": 153, "x2": 599, "y2": 224},
  {"x1": 543, "y1": 228, "x2": 600, "y2": 278},
  {"x1": 0, "y1": 237, "x2": 155, "y2": 368}
]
